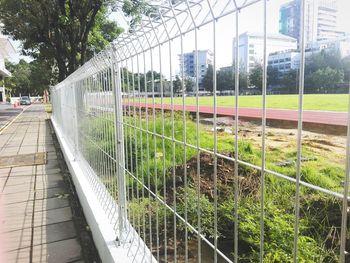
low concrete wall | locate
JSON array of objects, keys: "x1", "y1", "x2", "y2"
[{"x1": 51, "y1": 116, "x2": 156, "y2": 263}]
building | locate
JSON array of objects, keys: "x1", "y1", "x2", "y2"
[
  {"x1": 268, "y1": 35, "x2": 350, "y2": 73},
  {"x1": 233, "y1": 32, "x2": 297, "y2": 73},
  {"x1": 179, "y1": 50, "x2": 213, "y2": 89},
  {"x1": 0, "y1": 33, "x2": 15, "y2": 102},
  {"x1": 306, "y1": 35, "x2": 350, "y2": 57},
  {"x1": 268, "y1": 50, "x2": 300, "y2": 73},
  {"x1": 279, "y1": 0, "x2": 345, "y2": 44}
]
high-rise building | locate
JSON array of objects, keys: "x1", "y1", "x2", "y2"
[
  {"x1": 0, "y1": 32, "x2": 15, "y2": 102},
  {"x1": 179, "y1": 50, "x2": 213, "y2": 89},
  {"x1": 279, "y1": 0, "x2": 345, "y2": 44},
  {"x1": 279, "y1": 0, "x2": 300, "y2": 41},
  {"x1": 233, "y1": 32, "x2": 297, "y2": 73}
]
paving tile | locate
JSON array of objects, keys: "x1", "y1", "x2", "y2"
[
  {"x1": 3, "y1": 227, "x2": 32, "y2": 251},
  {"x1": 5, "y1": 247, "x2": 30, "y2": 263},
  {"x1": 36, "y1": 168, "x2": 61, "y2": 175},
  {"x1": 34, "y1": 198, "x2": 70, "y2": 212},
  {"x1": 0, "y1": 168, "x2": 11, "y2": 177},
  {"x1": 33, "y1": 207, "x2": 73, "y2": 227},
  {"x1": 35, "y1": 187, "x2": 67, "y2": 200},
  {"x1": 0, "y1": 178, "x2": 6, "y2": 189},
  {"x1": 9, "y1": 166, "x2": 36, "y2": 175},
  {"x1": 5, "y1": 177, "x2": 35, "y2": 187},
  {"x1": 1, "y1": 212, "x2": 32, "y2": 232},
  {"x1": 33, "y1": 221, "x2": 77, "y2": 246},
  {"x1": 3, "y1": 201, "x2": 34, "y2": 216},
  {"x1": 1, "y1": 190, "x2": 34, "y2": 205},
  {"x1": 32, "y1": 238, "x2": 82, "y2": 263},
  {"x1": 35, "y1": 174, "x2": 65, "y2": 190},
  {"x1": 1, "y1": 183, "x2": 34, "y2": 195}
]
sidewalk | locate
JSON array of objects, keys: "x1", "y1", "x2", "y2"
[{"x1": 0, "y1": 105, "x2": 84, "y2": 262}]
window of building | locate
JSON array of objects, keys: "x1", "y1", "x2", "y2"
[
  {"x1": 279, "y1": 59, "x2": 284, "y2": 63},
  {"x1": 249, "y1": 49, "x2": 254, "y2": 54}
]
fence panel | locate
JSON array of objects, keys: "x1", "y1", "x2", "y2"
[{"x1": 51, "y1": 0, "x2": 350, "y2": 262}]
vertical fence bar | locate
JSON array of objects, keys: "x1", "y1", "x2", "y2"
[
  {"x1": 260, "y1": 0, "x2": 267, "y2": 262},
  {"x1": 205, "y1": 1, "x2": 218, "y2": 262},
  {"x1": 151, "y1": 43, "x2": 160, "y2": 263},
  {"x1": 293, "y1": 0, "x2": 306, "y2": 261},
  {"x1": 169, "y1": 2, "x2": 189, "y2": 261},
  {"x1": 234, "y1": 6, "x2": 240, "y2": 263},
  {"x1": 141, "y1": 21, "x2": 155, "y2": 262},
  {"x1": 185, "y1": 1, "x2": 201, "y2": 262},
  {"x1": 111, "y1": 48, "x2": 127, "y2": 243},
  {"x1": 340, "y1": 87, "x2": 350, "y2": 262}
]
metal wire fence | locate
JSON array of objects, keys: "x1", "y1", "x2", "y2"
[{"x1": 51, "y1": 0, "x2": 350, "y2": 262}]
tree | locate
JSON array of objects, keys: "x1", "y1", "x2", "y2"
[
  {"x1": 4, "y1": 59, "x2": 56, "y2": 96},
  {"x1": 305, "y1": 49, "x2": 343, "y2": 75},
  {"x1": 202, "y1": 65, "x2": 213, "y2": 92},
  {"x1": 173, "y1": 75, "x2": 182, "y2": 94},
  {"x1": 249, "y1": 64, "x2": 263, "y2": 90},
  {"x1": 342, "y1": 56, "x2": 350, "y2": 82},
  {"x1": 281, "y1": 69, "x2": 298, "y2": 94},
  {"x1": 4, "y1": 60, "x2": 31, "y2": 96},
  {"x1": 217, "y1": 70, "x2": 233, "y2": 91},
  {"x1": 267, "y1": 66, "x2": 279, "y2": 87},
  {"x1": 185, "y1": 77, "x2": 195, "y2": 92},
  {"x1": 305, "y1": 67, "x2": 344, "y2": 93},
  {"x1": 0, "y1": 0, "x2": 123, "y2": 81},
  {"x1": 29, "y1": 59, "x2": 57, "y2": 95}
]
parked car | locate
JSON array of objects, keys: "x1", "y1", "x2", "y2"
[{"x1": 20, "y1": 96, "x2": 31, "y2": 105}]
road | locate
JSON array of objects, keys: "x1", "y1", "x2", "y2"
[
  {"x1": 127, "y1": 103, "x2": 348, "y2": 126},
  {"x1": 0, "y1": 103, "x2": 23, "y2": 131}
]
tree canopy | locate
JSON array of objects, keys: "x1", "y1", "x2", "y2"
[
  {"x1": 5, "y1": 59, "x2": 55, "y2": 96},
  {"x1": 0, "y1": 0, "x2": 123, "y2": 81}
]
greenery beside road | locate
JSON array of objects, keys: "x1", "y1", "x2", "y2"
[{"x1": 151, "y1": 94, "x2": 348, "y2": 112}]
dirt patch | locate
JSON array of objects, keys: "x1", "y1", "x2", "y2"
[
  {"x1": 201, "y1": 117, "x2": 346, "y2": 159},
  {"x1": 173, "y1": 152, "x2": 260, "y2": 199}
]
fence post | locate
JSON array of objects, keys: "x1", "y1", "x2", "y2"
[
  {"x1": 72, "y1": 82, "x2": 80, "y2": 160},
  {"x1": 111, "y1": 47, "x2": 127, "y2": 244}
]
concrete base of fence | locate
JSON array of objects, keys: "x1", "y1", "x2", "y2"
[{"x1": 51, "y1": 117, "x2": 155, "y2": 263}]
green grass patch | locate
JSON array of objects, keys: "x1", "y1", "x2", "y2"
[
  {"x1": 45, "y1": 104, "x2": 52, "y2": 113},
  {"x1": 149, "y1": 94, "x2": 348, "y2": 112}
]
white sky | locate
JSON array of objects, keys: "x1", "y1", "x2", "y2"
[
  {"x1": 8, "y1": 0, "x2": 350, "y2": 72},
  {"x1": 113, "y1": 0, "x2": 350, "y2": 77}
]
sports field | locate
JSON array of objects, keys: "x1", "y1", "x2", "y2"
[{"x1": 152, "y1": 94, "x2": 348, "y2": 112}]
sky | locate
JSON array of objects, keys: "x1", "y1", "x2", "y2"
[{"x1": 7, "y1": 0, "x2": 350, "y2": 72}]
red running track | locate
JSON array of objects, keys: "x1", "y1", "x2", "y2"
[{"x1": 126, "y1": 103, "x2": 348, "y2": 126}]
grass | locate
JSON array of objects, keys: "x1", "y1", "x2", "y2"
[
  {"x1": 149, "y1": 94, "x2": 348, "y2": 112},
  {"x1": 44, "y1": 103, "x2": 52, "y2": 113},
  {"x1": 82, "y1": 110, "x2": 345, "y2": 262}
]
